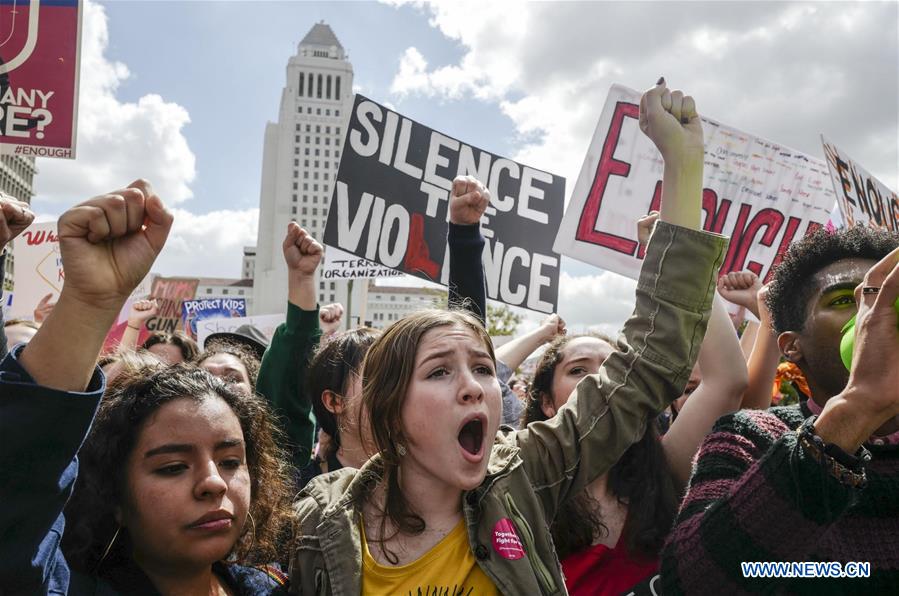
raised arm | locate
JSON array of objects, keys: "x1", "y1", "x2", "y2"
[
  {"x1": 719, "y1": 271, "x2": 781, "y2": 410},
  {"x1": 256, "y1": 222, "x2": 324, "y2": 468},
  {"x1": 0, "y1": 192, "x2": 35, "y2": 360},
  {"x1": 116, "y1": 298, "x2": 158, "y2": 353},
  {"x1": 1, "y1": 181, "x2": 171, "y2": 593},
  {"x1": 495, "y1": 314, "x2": 566, "y2": 372},
  {"x1": 516, "y1": 80, "x2": 727, "y2": 519},
  {"x1": 20, "y1": 181, "x2": 172, "y2": 390},
  {"x1": 662, "y1": 293, "x2": 748, "y2": 488},
  {"x1": 447, "y1": 175, "x2": 490, "y2": 323}
]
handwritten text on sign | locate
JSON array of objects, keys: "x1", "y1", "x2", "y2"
[
  {"x1": 554, "y1": 85, "x2": 835, "y2": 282},
  {"x1": 322, "y1": 95, "x2": 564, "y2": 314}
]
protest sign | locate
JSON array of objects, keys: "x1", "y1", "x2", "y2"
[
  {"x1": 821, "y1": 136, "x2": 898, "y2": 232},
  {"x1": 323, "y1": 246, "x2": 405, "y2": 281},
  {"x1": 322, "y1": 95, "x2": 564, "y2": 314},
  {"x1": 554, "y1": 84, "x2": 835, "y2": 282},
  {"x1": 10, "y1": 221, "x2": 62, "y2": 318},
  {"x1": 182, "y1": 297, "x2": 247, "y2": 339},
  {"x1": 145, "y1": 277, "x2": 198, "y2": 334},
  {"x1": 0, "y1": 0, "x2": 82, "y2": 158},
  {"x1": 196, "y1": 313, "x2": 285, "y2": 348}
]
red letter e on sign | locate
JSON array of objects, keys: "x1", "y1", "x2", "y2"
[{"x1": 575, "y1": 102, "x2": 640, "y2": 255}]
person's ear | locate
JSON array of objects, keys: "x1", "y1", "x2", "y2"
[
  {"x1": 322, "y1": 390, "x2": 345, "y2": 415},
  {"x1": 539, "y1": 393, "x2": 557, "y2": 419},
  {"x1": 778, "y1": 331, "x2": 803, "y2": 364}
]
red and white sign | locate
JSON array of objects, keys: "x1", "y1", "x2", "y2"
[
  {"x1": 0, "y1": 0, "x2": 83, "y2": 158},
  {"x1": 492, "y1": 518, "x2": 525, "y2": 561},
  {"x1": 10, "y1": 221, "x2": 62, "y2": 318},
  {"x1": 554, "y1": 85, "x2": 835, "y2": 282}
]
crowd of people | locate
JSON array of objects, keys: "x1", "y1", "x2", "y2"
[{"x1": 1, "y1": 80, "x2": 897, "y2": 595}]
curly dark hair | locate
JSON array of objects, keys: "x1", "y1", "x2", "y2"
[
  {"x1": 765, "y1": 226, "x2": 899, "y2": 335},
  {"x1": 523, "y1": 333, "x2": 676, "y2": 559},
  {"x1": 62, "y1": 364, "x2": 293, "y2": 575},
  {"x1": 141, "y1": 331, "x2": 200, "y2": 362},
  {"x1": 197, "y1": 340, "x2": 261, "y2": 391},
  {"x1": 307, "y1": 327, "x2": 379, "y2": 447}
]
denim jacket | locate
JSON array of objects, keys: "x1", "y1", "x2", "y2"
[{"x1": 288, "y1": 222, "x2": 727, "y2": 595}]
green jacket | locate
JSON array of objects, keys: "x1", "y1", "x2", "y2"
[
  {"x1": 257, "y1": 303, "x2": 321, "y2": 470},
  {"x1": 288, "y1": 222, "x2": 727, "y2": 595}
]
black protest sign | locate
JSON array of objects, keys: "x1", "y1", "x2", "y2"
[{"x1": 323, "y1": 95, "x2": 564, "y2": 314}]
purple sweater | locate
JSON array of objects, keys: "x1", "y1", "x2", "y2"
[{"x1": 661, "y1": 403, "x2": 899, "y2": 594}]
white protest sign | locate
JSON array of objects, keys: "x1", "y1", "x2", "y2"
[
  {"x1": 197, "y1": 313, "x2": 286, "y2": 348},
  {"x1": 555, "y1": 84, "x2": 835, "y2": 282},
  {"x1": 10, "y1": 222, "x2": 62, "y2": 318},
  {"x1": 822, "y1": 136, "x2": 899, "y2": 232},
  {"x1": 323, "y1": 246, "x2": 406, "y2": 280}
]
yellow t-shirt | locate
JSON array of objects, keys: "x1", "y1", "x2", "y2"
[{"x1": 361, "y1": 518, "x2": 499, "y2": 595}]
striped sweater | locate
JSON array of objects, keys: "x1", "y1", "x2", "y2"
[{"x1": 660, "y1": 403, "x2": 899, "y2": 594}]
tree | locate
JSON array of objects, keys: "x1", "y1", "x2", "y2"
[
  {"x1": 487, "y1": 303, "x2": 522, "y2": 337},
  {"x1": 430, "y1": 292, "x2": 522, "y2": 337}
]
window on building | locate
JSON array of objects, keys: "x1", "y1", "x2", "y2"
[
  {"x1": 326, "y1": 75, "x2": 332, "y2": 99},
  {"x1": 326, "y1": 108, "x2": 331, "y2": 116},
  {"x1": 325, "y1": 138, "x2": 330, "y2": 146},
  {"x1": 294, "y1": 158, "x2": 299, "y2": 166},
  {"x1": 336, "y1": 127, "x2": 341, "y2": 135},
  {"x1": 326, "y1": 126, "x2": 331, "y2": 134},
  {"x1": 324, "y1": 161, "x2": 329, "y2": 169},
  {"x1": 294, "y1": 147, "x2": 299, "y2": 155},
  {"x1": 313, "y1": 184, "x2": 319, "y2": 191},
  {"x1": 292, "y1": 194, "x2": 298, "y2": 202},
  {"x1": 303, "y1": 171, "x2": 308, "y2": 179},
  {"x1": 206, "y1": 288, "x2": 212, "y2": 294},
  {"x1": 305, "y1": 136, "x2": 311, "y2": 143},
  {"x1": 305, "y1": 148, "x2": 310, "y2": 155},
  {"x1": 335, "y1": 109, "x2": 340, "y2": 117},
  {"x1": 302, "y1": 207, "x2": 308, "y2": 215},
  {"x1": 405, "y1": 296, "x2": 410, "y2": 302},
  {"x1": 292, "y1": 206, "x2": 297, "y2": 215},
  {"x1": 390, "y1": 296, "x2": 396, "y2": 301},
  {"x1": 315, "y1": 137, "x2": 320, "y2": 145},
  {"x1": 316, "y1": 108, "x2": 321, "y2": 115},
  {"x1": 312, "y1": 208, "x2": 318, "y2": 216},
  {"x1": 325, "y1": 149, "x2": 330, "y2": 157},
  {"x1": 294, "y1": 170, "x2": 299, "y2": 178},
  {"x1": 222, "y1": 289, "x2": 229, "y2": 295},
  {"x1": 317, "y1": 74, "x2": 323, "y2": 98},
  {"x1": 305, "y1": 124, "x2": 311, "y2": 132},
  {"x1": 315, "y1": 149, "x2": 320, "y2": 156},
  {"x1": 307, "y1": 107, "x2": 312, "y2": 114},
  {"x1": 298, "y1": 72, "x2": 305, "y2": 97},
  {"x1": 312, "y1": 196, "x2": 318, "y2": 204},
  {"x1": 295, "y1": 124, "x2": 300, "y2": 132},
  {"x1": 238, "y1": 290, "x2": 244, "y2": 295},
  {"x1": 313, "y1": 172, "x2": 319, "y2": 180},
  {"x1": 335, "y1": 150, "x2": 340, "y2": 158},
  {"x1": 314, "y1": 160, "x2": 319, "y2": 168},
  {"x1": 304, "y1": 160, "x2": 309, "y2": 167},
  {"x1": 315, "y1": 125, "x2": 321, "y2": 133},
  {"x1": 324, "y1": 184, "x2": 329, "y2": 192},
  {"x1": 303, "y1": 183, "x2": 308, "y2": 190},
  {"x1": 295, "y1": 135, "x2": 300, "y2": 143},
  {"x1": 293, "y1": 182, "x2": 298, "y2": 190},
  {"x1": 336, "y1": 77, "x2": 341, "y2": 99}
]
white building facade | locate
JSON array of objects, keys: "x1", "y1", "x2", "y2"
[{"x1": 250, "y1": 22, "x2": 364, "y2": 319}]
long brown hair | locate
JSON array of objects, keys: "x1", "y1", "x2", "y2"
[{"x1": 359, "y1": 309, "x2": 495, "y2": 563}]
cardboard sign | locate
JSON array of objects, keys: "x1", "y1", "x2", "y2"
[
  {"x1": 554, "y1": 84, "x2": 835, "y2": 282},
  {"x1": 323, "y1": 245, "x2": 406, "y2": 280},
  {"x1": 182, "y1": 297, "x2": 247, "y2": 339},
  {"x1": 323, "y1": 95, "x2": 564, "y2": 314},
  {"x1": 10, "y1": 222, "x2": 62, "y2": 318},
  {"x1": 0, "y1": 0, "x2": 83, "y2": 158},
  {"x1": 145, "y1": 277, "x2": 198, "y2": 334},
  {"x1": 822, "y1": 136, "x2": 899, "y2": 232},
  {"x1": 196, "y1": 313, "x2": 285, "y2": 348}
]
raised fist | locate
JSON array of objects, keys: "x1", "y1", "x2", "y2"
[
  {"x1": 319, "y1": 302, "x2": 345, "y2": 336},
  {"x1": 283, "y1": 222, "x2": 323, "y2": 277},
  {"x1": 449, "y1": 175, "x2": 491, "y2": 226},
  {"x1": 717, "y1": 271, "x2": 763, "y2": 318},
  {"x1": 57, "y1": 180, "x2": 173, "y2": 311},
  {"x1": 639, "y1": 78, "x2": 704, "y2": 162},
  {"x1": 0, "y1": 191, "x2": 35, "y2": 248},
  {"x1": 128, "y1": 298, "x2": 159, "y2": 326},
  {"x1": 538, "y1": 313, "x2": 567, "y2": 343}
]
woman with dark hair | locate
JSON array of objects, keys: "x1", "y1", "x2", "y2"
[
  {"x1": 142, "y1": 330, "x2": 200, "y2": 364},
  {"x1": 522, "y1": 285, "x2": 746, "y2": 594},
  {"x1": 1, "y1": 182, "x2": 291, "y2": 593},
  {"x1": 289, "y1": 81, "x2": 730, "y2": 594},
  {"x1": 198, "y1": 340, "x2": 262, "y2": 397}
]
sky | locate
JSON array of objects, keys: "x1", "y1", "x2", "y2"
[{"x1": 27, "y1": 0, "x2": 899, "y2": 335}]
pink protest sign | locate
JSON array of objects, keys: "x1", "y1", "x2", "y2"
[{"x1": 0, "y1": 0, "x2": 82, "y2": 158}]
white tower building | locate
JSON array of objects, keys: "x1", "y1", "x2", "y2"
[{"x1": 250, "y1": 22, "x2": 361, "y2": 317}]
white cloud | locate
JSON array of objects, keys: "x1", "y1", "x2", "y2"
[
  {"x1": 32, "y1": 0, "x2": 195, "y2": 206},
  {"x1": 154, "y1": 208, "x2": 259, "y2": 279}
]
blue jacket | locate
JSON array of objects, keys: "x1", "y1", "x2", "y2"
[{"x1": 0, "y1": 347, "x2": 287, "y2": 595}]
